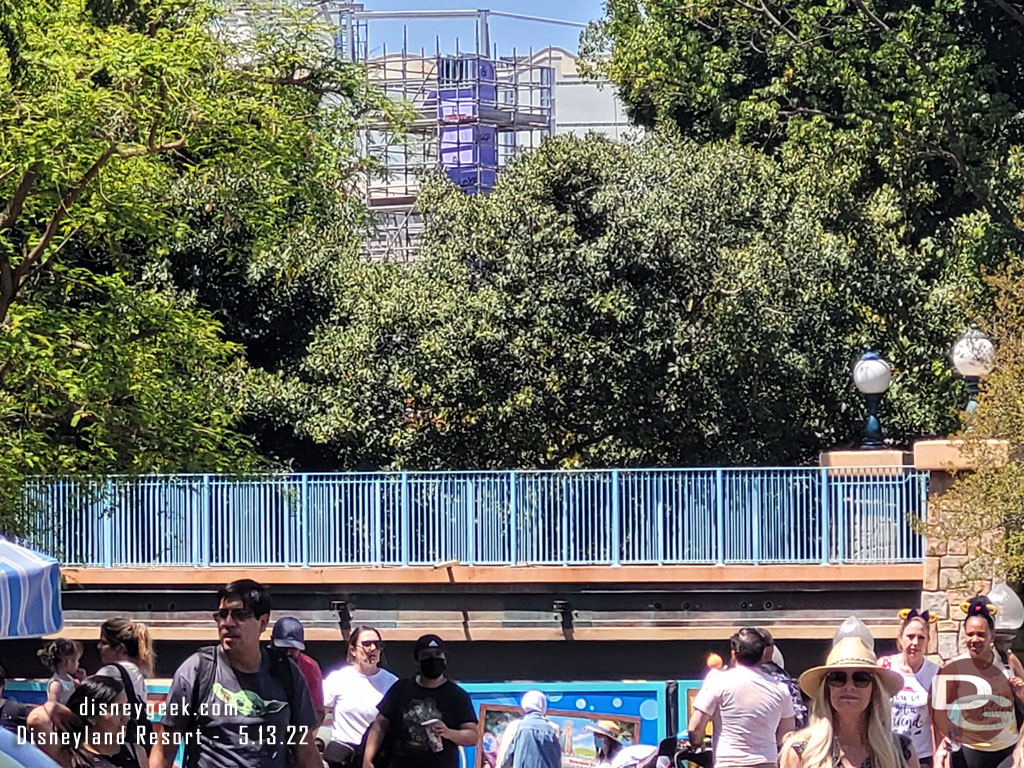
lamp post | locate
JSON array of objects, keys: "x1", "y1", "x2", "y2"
[
  {"x1": 951, "y1": 324, "x2": 995, "y2": 416},
  {"x1": 853, "y1": 350, "x2": 892, "y2": 449}
]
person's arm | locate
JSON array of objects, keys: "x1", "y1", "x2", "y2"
[
  {"x1": 905, "y1": 740, "x2": 920, "y2": 768},
  {"x1": 776, "y1": 716, "x2": 795, "y2": 745},
  {"x1": 431, "y1": 720, "x2": 478, "y2": 748},
  {"x1": 293, "y1": 727, "x2": 322, "y2": 768},
  {"x1": 45, "y1": 680, "x2": 60, "y2": 703},
  {"x1": 151, "y1": 655, "x2": 200, "y2": 768},
  {"x1": 685, "y1": 708, "x2": 711, "y2": 745},
  {"x1": 363, "y1": 714, "x2": 389, "y2": 768},
  {"x1": 149, "y1": 725, "x2": 180, "y2": 768},
  {"x1": 779, "y1": 742, "x2": 802, "y2": 768},
  {"x1": 1008, "y1": 653, "x2": 1024, "y2": 703}
]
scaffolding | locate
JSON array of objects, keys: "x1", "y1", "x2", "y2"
[{"x1": 322, "y1": 6, "x2": 582, "y2": 262}]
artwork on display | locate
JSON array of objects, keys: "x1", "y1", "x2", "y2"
[{"x1": 476, "y1": 703, "x2": 642, "y2": 768}]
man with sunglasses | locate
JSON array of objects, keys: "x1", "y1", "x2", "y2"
[
  {"x1": 151, "y1": 580, "x2": 321, "y2": 768},
  {"x1": 686, "y1": 628, "x2": 796, "y2": 768}
]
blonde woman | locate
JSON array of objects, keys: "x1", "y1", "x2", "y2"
[
  {"x1": 879, "y1": 610, "x2": 939, "y2": 767},
  {"x1": 780, "y1": 636, "x2": 919, "y2": 768}
]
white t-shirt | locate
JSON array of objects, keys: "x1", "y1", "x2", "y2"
[
  {"x1": 96, "y1": 661, "x2": 148, "y2": 703},
  {"x1": 691, "y1": 664, "x2": 795, "y2": 768},
  {"x1": 879, "y1": 654, "x2": 938, "y2": 758},
  {"x1": 323, "y1": 665, "x2": 398, "y2": 745}
]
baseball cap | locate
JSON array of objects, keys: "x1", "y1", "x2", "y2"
[
  {"x1": 413, "y1": 634, "x2": 446, "y2": 657},
  {"x1": 272, "y1": 616, "x2": 305, "y2": 650}
]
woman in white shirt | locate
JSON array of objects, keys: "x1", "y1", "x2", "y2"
[
  {"x1": 878, "y1": 609, "x2": 939, "y2": 768},
  {"x1": 322, "y1": 626, "x2": 398, "y2": 768}
]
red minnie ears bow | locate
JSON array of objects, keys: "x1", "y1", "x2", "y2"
[{"x1": 899, "y1": 608, "x2": 938, "y2": 624}]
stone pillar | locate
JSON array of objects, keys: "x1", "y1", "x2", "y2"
[{"x1": 914, "y1": 439, "x2": 1007, "y2": 659}]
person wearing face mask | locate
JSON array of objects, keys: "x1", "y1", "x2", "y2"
[{"x1": 361, "y1": 635, "x2": 478, "y2": 768}]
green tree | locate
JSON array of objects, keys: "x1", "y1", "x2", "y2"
[
  {"x1": 260, "y1": 133, "x2": 978, "y2": 468},
  {"x1": 0, "y1": 0, "x2": 382, "y2": 528},
  {"x1": 581, "y1": 0, "x2": 1024, "y2": 251},
  {"x1": 926, "y1": 266, "x2": 1024, "y2": 582}
]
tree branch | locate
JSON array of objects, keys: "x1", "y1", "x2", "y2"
[
  {"x1": 988, "y1": 0, "x2": 1024, "y2": 28},
  {"x1": 0, "y1": 163, "x2": 40, "y2": 231},
  {"x1": 928, "y1": 139, "x2": 1024, "y2": 246},
  {"x1": 118, "y1": 137, "x2": 186, "y2": 158},
  {"x1": 733, "y1": 0, "x2": 801, "y2": 42},
  {"x1": 14, "y1": 147, "x2": 117, "y2": 284}
]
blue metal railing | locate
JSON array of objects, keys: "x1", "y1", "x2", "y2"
[{"x1": 24, "y1": 468, "x2": 927, "y2": 567}]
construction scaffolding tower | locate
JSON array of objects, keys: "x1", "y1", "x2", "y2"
[{"x1": 322, "y1": 6, "x2": 579, "y2": 262}]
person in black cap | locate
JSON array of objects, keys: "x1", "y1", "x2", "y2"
[
  {"x1": 272, "y1": 617, "x2": 327, "y2": 726},
  {"x1": 361, "y1": 634, "x2": 478, "y2": 768}
]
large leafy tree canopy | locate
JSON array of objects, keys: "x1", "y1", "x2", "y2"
[
  {"x1": 580, "y1": 0, "x2": 1024, "y2": 254},
  {"x1": 260, "y1": 134, "x2": 977, "y2": 468},
  {"x1": 0, "y1": 0, "x2": 385, "y2": 528}
]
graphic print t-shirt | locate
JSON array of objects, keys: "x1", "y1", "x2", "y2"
[
  {"x1": 161, "y1": 647, "x2": 318, "y2": 768},
  {"x1": 377, "y1": 678, "x2": 477, "y2": 768},
  {"x1": 878, "y1": 655, "x2": 938, "y2": 759}
]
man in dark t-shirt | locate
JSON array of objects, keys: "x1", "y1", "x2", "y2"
[
  {"x1": 362, "y1": 635, "x2": 478, "y2": 768},
  {"x1": 150, "y1": 579, "x2": 321, "y2": 768}
]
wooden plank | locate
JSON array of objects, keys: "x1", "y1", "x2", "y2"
[
  {"x1": 48, "y1": 622, "x2": 897, "y2": 642},
  {"x1": 62, "y1": 563, "x2": 923, "y2": 587}
]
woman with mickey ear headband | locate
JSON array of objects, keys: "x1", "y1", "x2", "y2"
[
  {"x1": 935, "y1": 596, "x2": 1024, "y2": 768},
  {"x1": 878, "y1": 610, "x2": 940, "y2": 767}
]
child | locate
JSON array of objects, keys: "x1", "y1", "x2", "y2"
[{"x1": 37, "y1": 638, "x2": 83, "y2": 705}]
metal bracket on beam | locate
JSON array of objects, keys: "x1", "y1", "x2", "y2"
[
  {"x1": 553, "y1": 600, "x2": 574, "y2": 641},
  {"x1": 331, "y1": 599, "x2": 353, "y2": 642}
]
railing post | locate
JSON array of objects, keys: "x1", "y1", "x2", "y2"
[
  {"x1": 401, "y1": 472, "x2": 410, "y2": 566},
  {"x1": 300, "y1": 474, "x2": 310, "y2": 567},
  {"x1": 466, "y1": 477, "x2": 476, "y2": 566},
  {"x1": 611, "y1": 471, "x2": 622, "y2": 566},
  {"x1": 752, "y1": 476, "x2": 761, "y2": 565},
  {"x1": 917, "y1": 471, "x2": 928, "y2": 560},
  {"x1": 561, "y1": 476, "x2": 570, "y2": 565},
  {"x1": 715, "y1": 469, "x2": 725, "y2": 565},
  {"x1": 201, "y1": 475, "x2": 211, "y2": 567},
  {"x1": 509, "y1": 470, "x2": 518, "y2": 566},
  {"x1": 374, "y1": 477, "x2": 383, "y2": 565},
  {"x1": 102, "y1": 479, "x2": 114, "y2": 568},
  {"x1": 820, "y1": 467, "x2": 830, "y2": 565}
]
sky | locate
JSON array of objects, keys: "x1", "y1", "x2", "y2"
[{"x1": 352, "y1": 0, "x2": 606, "y2": 58}]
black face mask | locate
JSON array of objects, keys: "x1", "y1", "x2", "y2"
[{"x1": 419, "y1": 657, "x2": 446, "y2": 679}]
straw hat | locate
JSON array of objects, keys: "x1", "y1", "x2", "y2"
[
  {"x1": 798, "y1": 636, "x2": 904, "y2": 697},
  {"x1": 584, "y1": 720, "x2": 622, "y2": 742}
]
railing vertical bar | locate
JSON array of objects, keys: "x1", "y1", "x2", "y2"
[
  {"x1": 102, "y1": 479, "x2": 113, "y2": 568},
  {"x1": 400, "y1": 471, "x2": 410, "y2": 566},
  {"x1": 509, "y1": 470, "x2": 518, "y2": 566},
  {"x1": 300, "y1": 474, "x2": 310, "y2": 567},
  {"x1": 715, "y1": 469, "x2": 725, "y2": 565},
  {"x1": 611, "y1": 469, "x2": 621, "y2": 566},
  {"x1": 820, "y1": 466, "x2": 830, "y2": 565}
]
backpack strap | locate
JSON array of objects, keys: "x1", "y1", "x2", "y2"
[
  {"x1": 112, "y1": 664, "x2": 147, "y2": 718},
  {"x1": 184, "y1": 647, "x2": 218, "y2": 768},
  {"x1": 267, "y1": 645, "x2": 301, "y2": 718}
]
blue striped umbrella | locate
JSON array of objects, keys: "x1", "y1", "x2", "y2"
[{"x1": 0, "y1": 538, "x2": 62, "y2": 638}]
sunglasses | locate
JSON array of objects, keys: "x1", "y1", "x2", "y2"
[
  {"x1": 825, "y1": 670, "x2": 875, "y2": 688},
  {"x1": 212, "y1": 608, "x2": 255, "y2": 622},
  {"x1": 358, "y1": 640, "x2": 383, "y2": 649}
]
